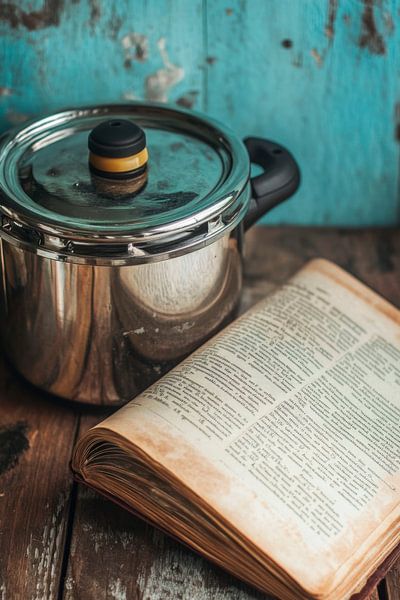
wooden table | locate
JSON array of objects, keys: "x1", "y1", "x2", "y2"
[{"x1": 0, "y1": 227, "x2": 399, "y2": 600}]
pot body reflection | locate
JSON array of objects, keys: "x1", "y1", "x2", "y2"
[{"x1": 0, "y1": 231, "x2": 242, "y2": 405}]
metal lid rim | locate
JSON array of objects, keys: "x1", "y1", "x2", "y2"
[{"x1": 0, "y1": 102, "x2": 250, "y2": 247}]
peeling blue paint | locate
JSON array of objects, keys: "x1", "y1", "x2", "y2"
[{"x1": 1, "y1": 0, "x2": 399, "y2": 226}]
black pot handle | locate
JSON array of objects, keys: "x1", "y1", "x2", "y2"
[{"x1": 244, "y1": 137, "x2": 300, "y2": 230}]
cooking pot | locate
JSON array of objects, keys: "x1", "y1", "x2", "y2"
[{"x1": 0, "y1": 103, "x2": 299, "y2": 405}]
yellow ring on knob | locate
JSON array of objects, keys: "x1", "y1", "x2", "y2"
[{"x1": 89, "y1": 148, "x2": 148, "y2": 173}]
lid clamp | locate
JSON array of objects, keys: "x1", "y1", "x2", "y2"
[{"x1": 1, "y1": 216, "x2": 43, "y2": 247}]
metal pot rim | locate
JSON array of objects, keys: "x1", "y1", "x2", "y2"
[
  {"x1": 0, "y1": 102, "x2": 251, "y2": 263},
  {"x1": 0, "y1": 186, "x2": 250, "y2": 265}
]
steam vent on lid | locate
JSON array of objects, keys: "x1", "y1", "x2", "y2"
[{"x1": 88, "y1": 119, "x2": 148, "y2": 180}]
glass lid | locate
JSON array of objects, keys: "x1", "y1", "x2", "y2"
[{"x1": 0, "y1": 103, "x2": 250, "y2": 242}]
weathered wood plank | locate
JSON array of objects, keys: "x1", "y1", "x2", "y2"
[
  {"x1": 0, "y1": 356, "x2": 78, "y2": 600},
  {"x1": 385, "y1": 558, "x2": 400, "y2": 600},
  {"x1": 243, "y1": 227, "x2": 400, "y2": 308},
  {"x1": 206, "y1": 0, "x2": 400, "y2": 226}
]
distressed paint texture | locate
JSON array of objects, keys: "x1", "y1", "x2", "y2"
[
  {"x1": 0, "y1": 0, "x2": 204, "y2": 115},
  {"x1": 0, "y1": 0, "x2": 400, "y2": 225}
]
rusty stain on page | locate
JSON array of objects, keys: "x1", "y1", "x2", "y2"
[{"x1": 145, "y1": 38, "x2": 184, "y2": 103}]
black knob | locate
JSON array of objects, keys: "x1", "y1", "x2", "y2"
[
  {"x1": 88, "y1": 119, "x2": 146, "y2": 158},
  {"x1": 88, "y1": 119, "x2": 148, "y2": 181}
]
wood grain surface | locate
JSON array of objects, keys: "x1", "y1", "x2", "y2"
[
  {"x1": 386, "y1": 559, "x2": 400, "y2": 600},
  {"x1": 1, "y1": 1, "x2": 400, "y2": 225},
  {"x1": 0, "y1": 360, "x2": 78, "y2": 600},
  {"x1": 0, "y1": 226, "x2": 399, "y2": 599}
]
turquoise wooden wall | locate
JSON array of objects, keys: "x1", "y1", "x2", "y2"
[{"x1": 1, "y1": 0, "x2": 400, "y2": 225}]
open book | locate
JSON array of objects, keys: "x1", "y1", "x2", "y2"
[{"x1": 72, "y1": 259, "x2": 400, "y2": 600}]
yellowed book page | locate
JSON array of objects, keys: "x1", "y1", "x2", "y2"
[{"x1": 94, "y1": 259, "x2": 400, "y2": 596}]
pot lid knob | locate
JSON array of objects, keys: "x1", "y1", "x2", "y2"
[{"x1": 88, "y1": 119, "x2": 148, "y2": 180}]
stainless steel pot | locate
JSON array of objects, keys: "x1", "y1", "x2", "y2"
[{"x1": 0, "y1": 103, "x2": 299, "y2": 405}]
